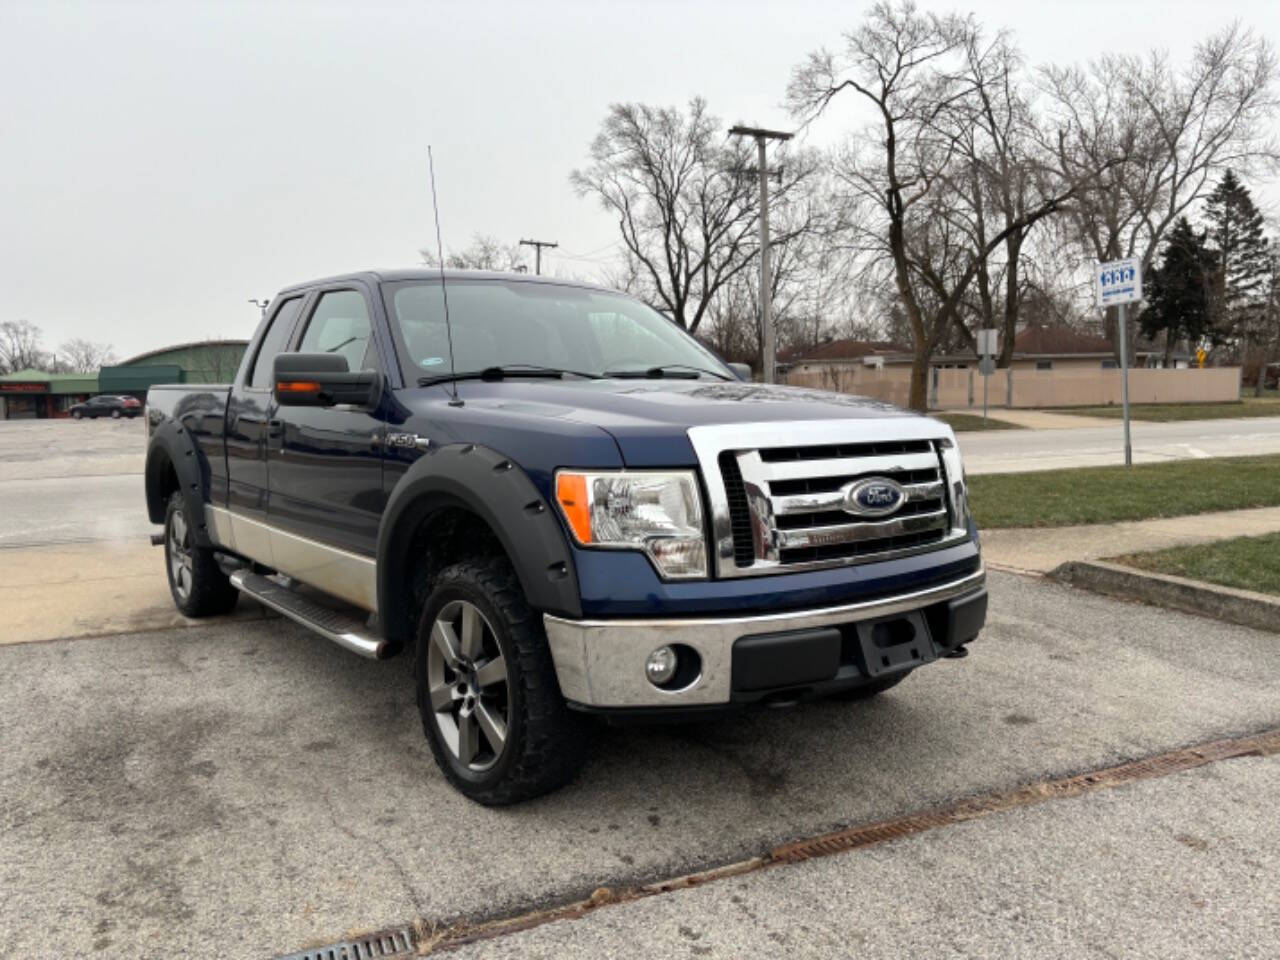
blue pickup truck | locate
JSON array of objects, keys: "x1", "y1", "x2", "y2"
[{"x1": 144, "y1": 269, "x2": 986, "y2": 804}]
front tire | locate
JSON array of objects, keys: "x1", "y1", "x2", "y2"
[
  {"x1": 164, "y1": 492, "x2": 238, "y2": 617},
  {"x1": 72, "y1": 410, "x2": 82, "y2": 420},
  {"x1": 111, "y1": 409, "x2": 122, "y2": 419},
  {"x1": 415, "y1": 556, "x2": 583, "y2": 805}
]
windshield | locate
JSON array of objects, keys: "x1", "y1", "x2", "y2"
[{"x1": 383, "y1": 279, "x2": 731, "y2": 381}]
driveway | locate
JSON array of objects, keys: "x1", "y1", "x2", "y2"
[{"x1": 1, "y1": 572, "x2": 1277, "y2": 957}]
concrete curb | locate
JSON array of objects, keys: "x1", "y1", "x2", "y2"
[{"x1": 1051, "y1": 560, "x2": 1279, "y2": 634}]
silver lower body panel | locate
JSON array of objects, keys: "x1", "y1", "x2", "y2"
[
  {"x1": 205, "y1": 505, "x2": 378, "y2": 612},
  {"x1": 543, "y1": 565, "x2": 985, "y2": 708}
]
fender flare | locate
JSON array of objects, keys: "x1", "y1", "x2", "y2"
[
  {"x1": 144, "y1": 420, "x2": 213, "y2": 547},
  {"x1": 376, "y1": 443, "x2": 582, "y2": 645}
]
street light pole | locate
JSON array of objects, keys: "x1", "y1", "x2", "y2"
[{"x1": 728, "y1": 125, "x2": 792, "y2": 384}]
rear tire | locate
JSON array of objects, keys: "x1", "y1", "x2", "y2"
[
  {"x1": 832, "y1": 671, "x2": 912, "y2": 701},
  {"x1": 164, "y1": 491, "x2": 239, "y2": 617},
  {"x1": 415, "y1": 556, "x2": 583, "y2": 805}
]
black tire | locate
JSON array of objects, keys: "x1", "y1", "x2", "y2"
[
  {"x1": 72, "y1": 410, "x2": 82, "y2": 419},
  {"x1": 164, "y1": 491, "x2": 239, "y2": 617},
  {"x1": 111, "y1": 409, "x2": 122, "y2": 418},
  {"x1": 832, "y1": 670, "x2": 912, "y2": 701},
  {"x1": 415, "y1": 556, "x2": 583, "y2": 805}
]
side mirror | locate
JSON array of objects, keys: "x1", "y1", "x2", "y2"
[
  {"x1": 273, "y1": 353, "x2": 382, "y2": 409},
  {"x1": 728, "y1": 362, "x2": 753, "y2": 381}
]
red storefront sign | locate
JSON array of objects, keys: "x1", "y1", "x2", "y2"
[{"x1": 0, "y1": 383, "x2": 48, "y2": 393}]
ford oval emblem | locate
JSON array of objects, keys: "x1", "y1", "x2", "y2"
[{"x1": 843, "y1": 477, "x2": 907, "y2": 518}]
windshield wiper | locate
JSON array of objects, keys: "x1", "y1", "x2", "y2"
[
  {"x1": 603, "y1": 363, "x2": 731, "y2": 381},
  {"x1": 418, "y1": 364, "x2": 600, "y2": 387}
]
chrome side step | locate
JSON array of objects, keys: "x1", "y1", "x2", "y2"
[{"x1": 229, "y1": 569, "x2": 392, "y2": 659}]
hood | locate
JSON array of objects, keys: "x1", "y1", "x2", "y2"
[{"x1": 436, "y1": 378, "x2": 932, "y2": 466}]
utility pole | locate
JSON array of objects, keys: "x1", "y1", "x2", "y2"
[
  {"x1": 729, "y1": 125, "x2": 792, "y2": 384},
  {"x1": 519, "y1": 238, "x2": 558, "y2": 276},
  {"x1": 248, "y1": 298, "x2": 269, "y2": 319}
]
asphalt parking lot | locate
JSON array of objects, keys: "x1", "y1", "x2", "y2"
[{"x1": 1, "y1": 419, "x2": 1278, "y2": 958}]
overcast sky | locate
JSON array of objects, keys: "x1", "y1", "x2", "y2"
[{"x1": 2, "y1": 0, "x2": 1277, "y2": 360}]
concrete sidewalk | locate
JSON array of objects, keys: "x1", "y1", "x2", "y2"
[
  {"x1": 980, "y1": 506, "x2": 1280, "y2": 574},
  {"x1": 0, "y1": 539, "x2": 268, "y2": 645},
  {"x1": 943, "y1": 408, "x2": 1119, "y2": 429}
]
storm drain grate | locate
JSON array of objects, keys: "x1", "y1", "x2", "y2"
[{"x1": 273, "y1": 925, "x2": 415, "y2": 960}]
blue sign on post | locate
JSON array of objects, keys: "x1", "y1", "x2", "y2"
[
  {"x1": 1095, "y1": 257, "x2": 1143, "y2": 308},
  {"x1": 1095, "y1": 257, "x2": 1144, "y2": 466}
]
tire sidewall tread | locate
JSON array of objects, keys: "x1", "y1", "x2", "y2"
[
  {"x1": 414, "y1": 555, "x2": 582, "y2": 805},
  {"x1": 163, "y1": 491, "x2": 238, "y2": 618}
]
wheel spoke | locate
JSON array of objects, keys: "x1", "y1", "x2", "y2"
[
  {"x1": 456, "y1": 712, "x2": 479, "y2": 765},
  {"x1": 460, "y1": 604, "x2": 484, "y2": 660},
  {"x1": 476, "y1": 656, "x2": 507, "y2": 689},
  {"x1": 431, "y1": 619, "x2": 463, "y2": 669},
  {"x1": 475, "y1": 701, "x2": 507, "y2": 753},
  {"x1": 172, "y1": 511, "x2": 187, "y2": 545},
  {"x1": 429, "y1": 681, "x2": 454, "y2": 713}
]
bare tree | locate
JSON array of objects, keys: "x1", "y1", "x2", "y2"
[
  {"x1": 571, "y1": 98, "x2": 814, "y2": 334},
  {"x1": 1042, "y1": 24, "x2": 1279, "y2": 353},
  {"x1": 789, "y1": 2, "x2": 1114, "y2": 410},
  {"x1": 420, "y1": 234, "x2": 528, "y2": 272},
  {"x1": 0, "y1": 320, "x2": 46, "y2": 374},
  {"x1": 58, "y1": 338, "x2": 117, "y2": 373}
]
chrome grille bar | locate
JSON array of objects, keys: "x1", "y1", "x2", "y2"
[
  {"x1": 772, "y1": 480, "x2": 945, "y2": 517},
  {"x1": 754, "y1": 451, "x2": 941, "y2": 482},
  {"x1": 776, "y1": 509, "x2": 950, "y2": 551}
]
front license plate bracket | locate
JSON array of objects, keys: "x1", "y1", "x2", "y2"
[{"x1": 854, "y1": 611, "x2": 936, "y2": 678}]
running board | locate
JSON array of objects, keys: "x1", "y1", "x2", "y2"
[{"x1": 229, "y1": 570, "x2": 392, "y2": 660}]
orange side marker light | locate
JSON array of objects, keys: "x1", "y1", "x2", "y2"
[{"x1": 556, "y1": 473, "x2": 592, "y2": 544}]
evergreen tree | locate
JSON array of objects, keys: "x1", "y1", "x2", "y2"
[
  {"x1": 1139, "y1": 217, "x2": 1215, "y2": 363},
  {"x1": 1203, "y1": 170, "x2": 1270, "y2": 346}
]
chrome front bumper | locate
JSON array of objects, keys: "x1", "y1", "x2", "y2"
[{"x1": 543, "y1": 565, "x2": 985, "y2": 708}]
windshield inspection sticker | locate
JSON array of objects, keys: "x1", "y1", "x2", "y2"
[{"x1": 420, "y1": 357, "x2": 446, "y2": 367}]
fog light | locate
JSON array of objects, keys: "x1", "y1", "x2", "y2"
[{"x1": 645, "y1": 645, "x2": 678, "y2": 686}]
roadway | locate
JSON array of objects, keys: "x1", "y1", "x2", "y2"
[{"x1": 958, "y1": 416, "x2": 1280, "y2": 474}]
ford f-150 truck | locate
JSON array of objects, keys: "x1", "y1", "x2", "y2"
[{"x1": 144, "y1": 269, "x2": 986, "y2": 804}]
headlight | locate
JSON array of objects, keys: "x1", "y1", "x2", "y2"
[{"x1": 554, "y1": 470, "x2": 706, "y2": 579}]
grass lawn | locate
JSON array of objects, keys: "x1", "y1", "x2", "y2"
[
  {"x1": 934, "y1": 412, "x2": 1023, "y2": 432},
  {"x1": 1111, "y1": 532, "x2": 1280, "y2": 597},
  {"x1": 967, "y1": 454, "x2": 1280, "y2": 528},
  {"x1": 1055, "y1": 397, "x2": 1280, "y2": 422}
]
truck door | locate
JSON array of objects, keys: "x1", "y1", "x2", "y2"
[
  {"x1": 225, "y1": 294, "x2": 307, "y2": 523},
  {"x1": 265, "y1": 284, "x2": 387, "y2": 562}
]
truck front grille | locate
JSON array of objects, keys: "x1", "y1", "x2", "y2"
[{"x1": 718, "y1": 439, "x2": 952, "y2": 575}]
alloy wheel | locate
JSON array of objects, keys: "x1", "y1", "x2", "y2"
[
  {"x1": 168, "y1": 506, "x2": 193, "y2": 602},
  {"x1": 426, "y1": 599, "x2": 510, "y2": 772}
]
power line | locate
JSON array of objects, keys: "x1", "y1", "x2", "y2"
[{"x1": 519, "y1": 238, "x2": 558, "y2": 275}]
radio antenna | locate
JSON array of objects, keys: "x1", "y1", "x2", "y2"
[{"x1": 427, "y1": 145, "x2": 462, "y2": 407}]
